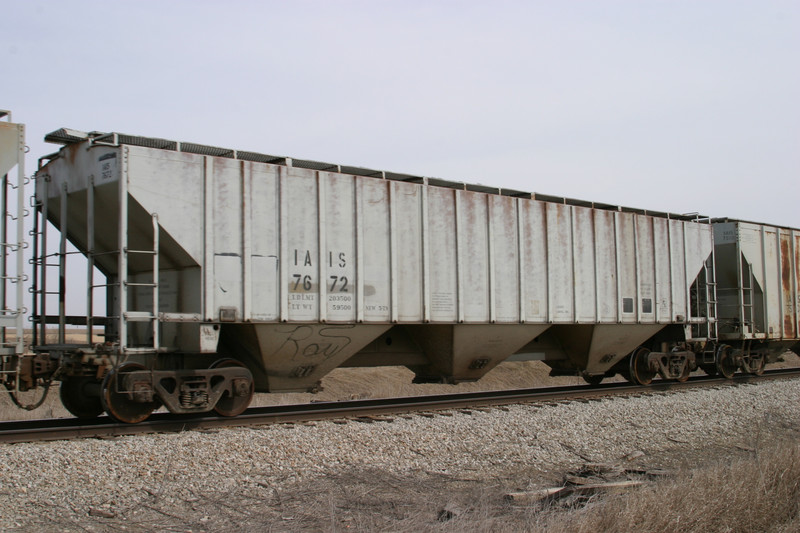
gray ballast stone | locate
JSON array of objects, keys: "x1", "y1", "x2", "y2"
[{"x1": 0, "y1": 379, "x2": 798, "y2": 528}]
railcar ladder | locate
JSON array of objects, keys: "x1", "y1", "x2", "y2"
[
  {"x1": 80, "y1": 172, "x2": 161, "y2": 356},
  {"x1": 696, "y1": 251, "x2": 719, "y2": 365},
  {"x1": 115, "y1": 169, "x2": 161, "y2": 356},
  {"x1": 704, "y1": 253, "x2": 718, "y2": 342},
  {"x1": 0, "y1": 110, "x2": 29, "y2": 388},
  {"x1": 117, "y1": 217, "x2": 161, "y2": 355},
  {"x1": 740, "y1": 259, "x2": 756, "y2": 335}
]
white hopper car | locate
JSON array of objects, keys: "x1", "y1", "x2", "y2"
[{"x1": 1, "y1": 112, "x2": 798, "y2": 422}]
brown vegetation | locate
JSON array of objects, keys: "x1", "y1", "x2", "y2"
[
  {"x1": 532, "y1": 437, "x2": 800, "y2": 533},
  {"x1": 241, "y1": 429, "x2": 800, "y2": 532}
]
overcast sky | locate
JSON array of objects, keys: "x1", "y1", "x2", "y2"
[{"x1": 3, "y1": 0, "x2": 799, "y2": 227}]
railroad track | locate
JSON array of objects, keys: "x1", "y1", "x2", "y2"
[{"x1": 2, "y1": 368, "x2": 799, "y2": 444}]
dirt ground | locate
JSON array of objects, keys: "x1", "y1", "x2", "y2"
[
  {"x1": 16, "y1": 431, "x2": 794, "y2": 532},
  {"x1": 224, "y1": 444, "x2": 783, "y2": 532}
]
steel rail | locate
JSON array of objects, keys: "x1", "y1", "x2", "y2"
[{"x1": 2, "y1": 368, "x2": 799, "y2": 444}]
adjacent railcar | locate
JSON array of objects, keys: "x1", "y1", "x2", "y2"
[
  {"x1": 0, "y1": 114, "x2": 797, "y2": 422},
  {"x1": 0, "y1": 112, "x2": 27, "y2": 392},
  {"x1": 710, "y1": 219, "x2": 800, "y2": 376}
]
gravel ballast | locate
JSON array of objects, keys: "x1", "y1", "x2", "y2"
[{"x1": 1, "y1": 378, "x2": 799, "y2": 530}]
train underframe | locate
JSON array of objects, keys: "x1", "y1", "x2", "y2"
[
  {"x1": 1, "y1": 328, "x2": 788, "y2": 424},
  {"x1": 3, "y1": 346, "x2": 255, "y2": 423},
  {"x1": 575, "y1": 335, "x2": 783, "y2": 386},
  {"x1": 614, "y1": 339, "x2": 772, "y2": 385}
]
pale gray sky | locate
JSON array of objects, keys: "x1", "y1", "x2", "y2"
[{"x1": 3, "y1": 0, "x2": 799, "y2": 227}]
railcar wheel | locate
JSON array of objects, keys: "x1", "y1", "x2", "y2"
[
  {"x1": 753, "y1": 357, "x2": 765, "y2": 376},
  {"x1": 746, "y1": 354, "x2": 765, "y2": 376},
  {"x1": 716, "y1": 345, "x2": 737, "y2": 380},
  {"x1": 629, "y1": 347, "x2": 656, "y2": 386},
  {"x1": 60, "y1": 377, "x2": 103, "y2": 419},
  {"x1": 581, "y1": 373, "x2": 604, "y2": 386},
  {"x1": 676, "y1": 362, "x2": 691, "y2": 383},
  {"x1": 753, "y1": 355, "x2": 767, "y2": 376},
  {"x1": 210, "y1": 359, "x2": 254, "y2": 417},
  {"x1": 101, "y1": 363, "x2": 159, "y2": 424}
]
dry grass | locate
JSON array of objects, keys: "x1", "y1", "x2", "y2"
[
  {"x1": 533, "y1": 435, "x2": 800, "y2": 533},
  {"x1": 4, "y1": 327, "x2": 102, "y2": 347}
]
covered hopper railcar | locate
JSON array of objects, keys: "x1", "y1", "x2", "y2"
[
  {"x1": 709, "y1": 220, "x2": 800, "y2": 377},
  {"x1": 1, "y1": 114, "x2": 798, "y2": 422}
]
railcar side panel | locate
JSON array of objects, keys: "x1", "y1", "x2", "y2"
[
  {"x1": 360, "y1": 177, "x2": 391, "y2": 322},
  {"x1": 573, "y1": 206, "x2": 596, "y2": 323},
  {"x1": 249, "y1": 164, "x2": 280, "y2": 321},
  {"x1": 780, "y1": 231, "x2": 795, "y2": 338},
  {"x1": 520, "y1": 200, "x2": 548, "y2": 322},
  {"x1": 764, "y1": 228, "x2": 781, "y2": 336},
  {"x1": 459, "y1": 190, "x2": 490, "y2": 322},
  {"x1": 489, "y1": 194, "x2": 520, "y2": 323},
  {"x1": 668, "y1": 220, "x2": 688, "y2": 321},
  {"x1": 652, "y1": 218, "x2": 672, "y2": 323},
  {"x1": 594, "y1": 210, "x2": 617, "y2": 323},
  {"x1": 796, "y1": 232, "x2": 800, "y2": 336},
  {"x1": 127, "y1": 148, "x2": 204, "y2": 264},
  {"x1": 323, "y1": 172, "x2": 357, "y2": 323},
  {"x1": 616, "y1": 212, "x2": 637, "y2": 324},
  {"x1": 427, "y1": 187, "x2": 458, "y2": 322},
  {"x1": 211, "y1": 157, "x2": 244, "y2": 317},
  {"x1": 546, "y1": 202, "x2": 573, "y2": 322},
  {"x1": 392, "y1": 180, "x2": 423, "y2": 322},
  {"x1": 636, "y1": 216, "x2": 656, "y2": 323}
]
